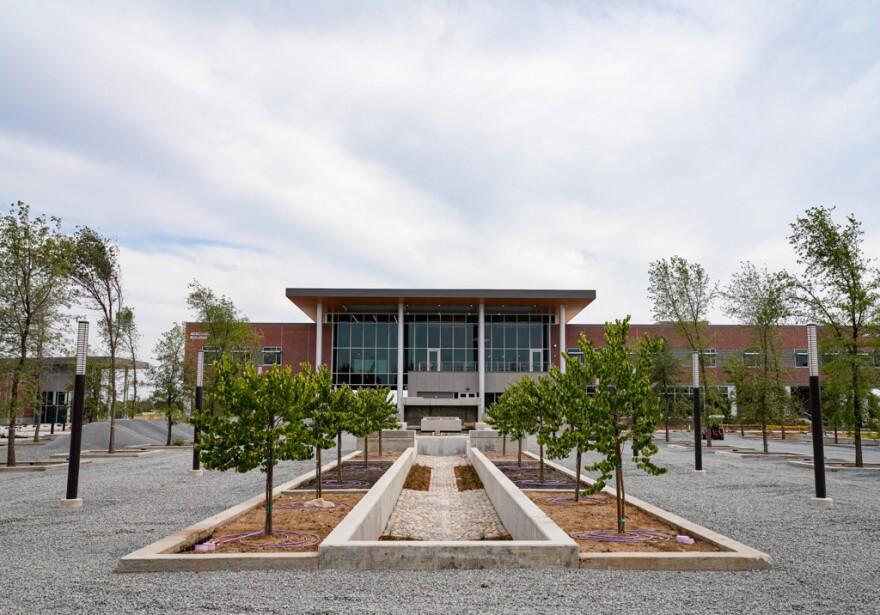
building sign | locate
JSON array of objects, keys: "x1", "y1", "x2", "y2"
[{"x1": 189, "y1": 332, "x2": 209, "y2": 340}]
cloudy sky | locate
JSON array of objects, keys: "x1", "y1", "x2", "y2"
[{"x1": 1, "y1": 1, "x2": 879, "y2": 360}]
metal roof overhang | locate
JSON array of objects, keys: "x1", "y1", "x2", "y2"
[{"x1": 285, "y1": 288, "x2": 596, "y2": 323}]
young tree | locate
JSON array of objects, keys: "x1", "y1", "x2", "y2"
[
  {"x1": 789, "y1": 207, "x2": 880, "y2": 467},
  {"x1": 332, "y1": 383, "x2": 359, "y2": 482},
  {"x1": 297, "y1": 363, "x2": 339, "y2": 498},
  {"x1": 722, "y1": 262, "x2": 795, "y2": 453},
  {"x1": 649, "y1": 339, "x2": 682, "y2": 442},
  {"x1": 350, "y1": 386, "x2": 397, "y2": 468},
  {"x1": 0, "y1": 202, "x2": 71, "y2": 466},
  {"x1": 648, "y1": 256, "x2": 719, "y2": 446},
  {"x1": 71, "y1": 227, "x2": 124, "y2": 453},
  {"x1": 149, "y1": 323, "x2": 186, "y2": 446},
  {"x1": 487, "y1": 376, "x2": 540, "y2": 468},
  {"x1": 725, "y1": 356, "x2": 788, "y2": 453},
  {"x1": 581, "y1": 317, "x2": 666, "y2": 534},
  {"x1": 196, "y1": 358, "x2": 311, "y2": 536},
  {"x1": 117, "y1": 307, "x2": 140, "y2": 418}
]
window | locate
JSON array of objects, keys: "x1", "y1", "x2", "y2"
[
  {"x1": 743, "y1": 349, "x2": 760, "y2": 367},
  {"x1": 704, "y1": 349, "x2": 717, "y2": 368},
  {"x1": 262, "y1": 347, "x2": 282, "y2": 365},
  {"x1": 202, "y1": 346, "x2": 220, "y2": 365},
  {"x1": 565, "y1": 348, "x2": 585, "y2": 365},
  {"x1": 794, "y1": 349, "x2": 808, "y2": 368}
]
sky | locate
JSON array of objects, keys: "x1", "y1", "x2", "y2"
[{"x1": 1, "y1": 1, "x2": 879, "y2": 363}]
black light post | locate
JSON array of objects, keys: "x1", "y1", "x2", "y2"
[
  {"x1": 61, "y1": 321, "x2": 88, "y2": 509},
  {"x1": 807, "y1": 324, "x2": 832, "y2": 507},
  {"x1": 692, "y1": 352, "x2": 704, "y2": 473},
  {"x1": 191, "y1": 350, "x2": 204, "y2": 477}
]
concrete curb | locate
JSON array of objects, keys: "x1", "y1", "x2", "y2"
[
  {"x1": 523, "y1": 453, "x2": 772, "y2": 571},
  {"x1": 116, "y1": 451, "x2": 361, "y2": 573},
  {"x1": 787, "y1": 460, "x2": 880, "y2": 472},
  {"x1": 318, "y1": 447, "x2": 579, "y2": 570},
  {"x1": 0, "y1": 460, "x2": 93, "y2": 472}
]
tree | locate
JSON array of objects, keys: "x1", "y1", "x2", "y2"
[
  {"x1": 0, "y1": 202, "x2": 71, "y2": 466},
  {"x1": 332, "y1": 383, "x2": 359, "y2": 482},
  {"x1": 487, "y1": 376, "x2": 540, "y2": 468},
  {"x1": 149, "y1": 323, "x2": 186, "y2": 446},
  {"x1": 789, "y1": 207, "x2": 880, "y2": 467},
  {"x1": 117, "y1": 307, "x2": 140, "y2": 418},
  {"x1": 649, "y1": 339, "x2": 682, "y2": 442},
  {"x1": 648, "y1": 256, "x2": 719, "y2": 446},
  {"x1": 580, "y1": 317, "x2": 666, "y2": 534},
  {"x1": 349, "y1": 387, "x2": 397, "y2": 468},
  {"x1": 71, "y1": 227, "x2": 124, "y2": 454},
  {"x1": 297, "y1": 363, "x2": 339, "y2": 498},
  {"x1": 196, "y1": 358, "x2": 311, "y2": 536},
  {"x1": 722, "y1": 262, "x2": 795, "y2": 453}
]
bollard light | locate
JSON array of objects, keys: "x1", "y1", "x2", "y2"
[
  {"x1": 192, "y1": 350, "x2": 204, "y2": 477},
  {"x1": 692, "y1": 352, "x2": 704, "y2": 473},
  {"x1": 62, "y1": 321, "x2": 89, "y2": 508},
  {"x1": 807, "y1": 324, "x2": 831, "y2": 506}
]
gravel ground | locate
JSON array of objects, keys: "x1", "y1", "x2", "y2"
[{"x1": 1, "y1": 433, "x2": 878, "y2": 615}]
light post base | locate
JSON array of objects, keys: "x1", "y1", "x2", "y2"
[
  {"x1": 190, "y1": 470, "x2": 204, "y2": 477},
  {"x1": 693, "y1": 469, "x2": 706, "y2": 475},
  {"x1": 60, "y1": 498, "x2": 83, "y2": 509},
  {"x1": 812, "y1": 497, "x2": 833, "y2": 508}
]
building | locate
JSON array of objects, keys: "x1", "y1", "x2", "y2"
[{"x1": 185, "y1": 288, "x2": 820, "y2": 426}]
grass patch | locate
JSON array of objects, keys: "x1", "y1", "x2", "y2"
[
  {"x1": 479, "y1": 534, "x2": 512, "y2": 541},
  {"x1": 454, "y1": 464, "x2": 483, "y2": 491},
  {"x1": 378, "y1": 535, "x2": 421, "y2": 541},
  {"x1": 403, "y1": 464, "x2": 431, "y2": 490}
]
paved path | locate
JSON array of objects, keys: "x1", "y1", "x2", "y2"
[{"x1": 383, "y1": 454, "x2": 507, "y2": 541}]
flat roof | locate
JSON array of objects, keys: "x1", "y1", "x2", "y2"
[{"x1": 285, "y1": 288, "x2": 596, "y2": 323}]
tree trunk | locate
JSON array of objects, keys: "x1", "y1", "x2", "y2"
[
  {"x1": 166, "y1": 413, "x2": 172, "y2": 446},
  {"x1": 363, "y1": 434, "x2": 369, "y2": 468},
  {"x1": 265, "y1": 457, "x2": 274, "y2": 536},
  {"x1": 539, "y1": 441, "x2": 545, "y2": 483},
  {"x1": 316, "y1": 447, "x2": 323, "y2": 499},
  {"x1": 852, "y1": 361, "x2": 864, "y2": 467},
  {"x1": 664, "y1": 403, "x2": 670, "y2": 442},
  {"x1": 33, "y1": 412, "x2": 41, "y2": 443},
  {"x1": 615, "y1": 441, "x2": 626, "y2": 534},
  {"x1": 574, "y1": 443, "x2": 582, "y2": 503},
  {"x1": 122, "y1": 367, "x2": 129, "y2": 419},
  {"x1": 517, "y1": 438, "x2": 523, "y2": 468},
  {"x1": 502, "y1": 434, "x2": 507, "y2": 456},
  {"x1": 378, "y1": 429, "x2": 383, "y2": 458},
  {"x1": 834, "y1": 426, "x2": 838, "y2": 444},
  {"x1": 337, "y1": 432, "x2": 343, "y2": 482},
  {"x1": 761, "y1": 415, "x2": 769, "y2": 454}
]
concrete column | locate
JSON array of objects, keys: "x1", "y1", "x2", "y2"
[
  {"x1": 478, "y1": 303, "x2": 486, "y2": 419},
  {"x1": 397, "y1": 302, "x2": 405, "y2": 422},
  {"x1": 316, "y1": 301, "x2": 323, "y2": 367},
  {"x1": 558, "y1": 304, "x2": 566, "y2": 374}
]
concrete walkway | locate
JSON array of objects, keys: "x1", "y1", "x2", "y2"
[{"x1": 383, "y1": 454, "x2": 507, "y2": 541}]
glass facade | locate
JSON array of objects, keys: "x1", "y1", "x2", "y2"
[
  {"x1": 331, "y1": 314, "x2": 398, "y2": 387},
  {"x1": 330, "y1": 311, "x2": 553, "y2": 386}
]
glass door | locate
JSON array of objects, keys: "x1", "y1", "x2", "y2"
[
  {"x1": 529, "y1": 349, "x2": 543, "y2": 372},
  {"x1": 427, "y1": 348, "x2": 441, "y2": 371}
]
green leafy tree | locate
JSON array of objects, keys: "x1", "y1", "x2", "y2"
[
  {"x1": 297, "y1": 363, "x2": 340, "y2": 498},
  {"x1": 649, "y1": 339, "x2": 682, "y2": 442},
  {"x1": 648, "y1": 256, "x2": 719, "y2": 446},
  {"x1": 579, "y1": 317, "x2": 666, "y2": 534},
  {"x1": 0, "y1": 202, "x2": 72, "y2": 466},
  {"x1": 71, "y1": 226, "x2": 124, "y2": 453},
  {"x1": 350, "y1": 386, "x2": 397, "y2": 468},
  {"x1": 487, "y1": 376, "x2": 540, "y2": 468},
  {"x1": 722, "y1": 262, "x2": 795, "y2": 453},
  {"x1": 789, "y1": 207, "x2": 880, "y2": 466},
  {"x1": 196, "y1": 358, "x2": 311, "y2": 535},
  {"x1": 332, "y1": 383, "x2": 359, "y2": 482},
  {"x1": 117, "y1": 307, "x2": 141, "y2": 418},
  {"x1": 149, "y1": 323, "x2": 186, "y2": 445},
  {"x1": 725, "y1": 356, "x2": 788, "y2": 453}
]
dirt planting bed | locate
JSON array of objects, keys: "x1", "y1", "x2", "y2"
[
  {"x1": 297, "y1": 459, "x2": 394, "y2": 490},
  {"x1": 453, "y1": 464, "x2": 483, "y2": 491},
  {"x1": 527, "y1": 491, "x2": 721, "y2": 554},
  {"x1": 190, "y1": 492, "x2": 365, "y2": 554},
  {"x1": 485, "y1": 455, "x2": 588, "y2": 489},
  {"x1": 403, "y1": 464, "x2": 432, "y2": 490}
]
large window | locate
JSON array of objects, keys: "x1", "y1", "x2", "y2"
[
  {"x1": 405, "y1": 314, "x2": 478, "y2": 373},
  {"x1": 794, "y1": 349, "x2": 808, "y2": 368},
  {"x1": 40, "y1": 391, "x2": 67, "y2": 424},
  {"x1": 704, "y1": 348, "x2": 717, "y2": 368},
  {"x1": 332, "y1": 314, "x2": 398, "y2": 387},
  {"x1": 743, "y1": 349, "x2": 760, "y2": 367},
  {"x1": 484, "y1": 314, "x2": 551, "y2": 372},
  {"x1": 262, "y1": 347, "x2": 282, "y2": 365}
]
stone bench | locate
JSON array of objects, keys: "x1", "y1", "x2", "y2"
[{"x1": 420, "y1": 417, "x2": 462, "y2": 432}]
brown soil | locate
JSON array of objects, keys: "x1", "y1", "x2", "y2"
[
  {"x1": 351, "y1": 451, "x2": 401, "y2": 461},
  {"x1": 527, "y1": 491, "x2": 721, "y2": 553},
  {"x1": 403, "y1": 464, "x2": 432, "y2": 490},
  {"x1": 378, "y1": 535, "x2": 421, "y2": 541},
  {"x1": 454, "y1": 464, "x2": 484, "y2": 491},
  {"x1": 486, "y1": 456, "x2": 588, "y2": 489},
  {"x1": 195, "y1": 492, "x2": 364, "y2": 553},
  {"x1": 298, "y1": 460, "x2": 393, "y2": 490}
]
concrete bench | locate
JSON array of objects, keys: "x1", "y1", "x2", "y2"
[{"x1": 420, "y1": 417, "x2": 462, "y2": 432}]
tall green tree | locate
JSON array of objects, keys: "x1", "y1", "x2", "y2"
[
  {"x1": 723, "y1": 262, "x2": 795, "y2": 453},
  {"x1": 71, "y1": 226, "x2": 124, "y2": 453},
  {"x1": 196, "y1": 358, "x2": 311, "y2": 536},
  {"x1": 580, "y1": 317, "x2": 665, "y2": 534},
  {"x1": 649, "y1": 338, "x2": 682, "y2": 442},
  {"x1": 789, "y1": 207, "x2": 880, "y2": 467},
  {"x1": 350, "y1": 386, "x2": 397, "y2": 468},
  {"x1": 117, "y1": 307, "x2": 140, "y2": 418},
  {"x1": 0, "y1": 202, "x2": 71, "y2": 466},
  {"x1": 648, "y1": 256, "x2": 719, "y2": 446},
  {"x1": 297, "y1": 363, "x2": 339, "y2": 498},
  {"x1": 487, "y1": 376, "x2": 540, "y2": 468},
  {"x1": 149, "y1": 323, "x2": 186, "y2": 446}
]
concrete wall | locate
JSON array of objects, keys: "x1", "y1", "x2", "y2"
[
  {"x1": 357, "y1": 430, "x2": 416, "y2": 454},
  {"x1": 407, "y1": 371, "x2": 478, "y2": 396}
]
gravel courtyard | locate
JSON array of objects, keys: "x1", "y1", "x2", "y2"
[{"x1": 1, "y1": 433, "x2": 878, "y2": 615}]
